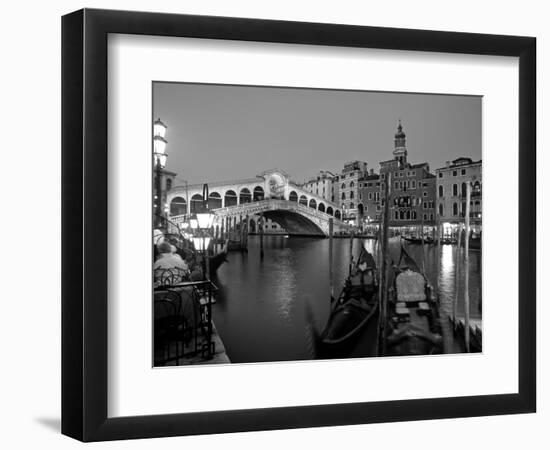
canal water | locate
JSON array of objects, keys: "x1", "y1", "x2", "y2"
[{"x1": 211, "y1": 235, "x2": 482, "y2": 364}]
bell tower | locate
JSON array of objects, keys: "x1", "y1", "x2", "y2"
[{"x1": 393, "y1": 120, "x2": 407, "y2": 166}]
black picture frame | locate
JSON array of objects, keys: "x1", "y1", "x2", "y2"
[{"x1": 62, "y1": 8, "x2": 536, "y2": 442}]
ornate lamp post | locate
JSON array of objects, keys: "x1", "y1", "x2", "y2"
[
  {"x1": 153, "y1": 118, "x2": 168, "y2": 229},
  {"x1": 189, "y1": 184, "x2": 216, "y2": 279}
]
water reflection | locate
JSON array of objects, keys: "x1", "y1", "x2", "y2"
[{"x1": 212, "y1": 235, "x2": 481, "y2": 363}]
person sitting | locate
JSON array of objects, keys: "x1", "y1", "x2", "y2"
[{"x1": 154, "y1": 242, "x2": 190, "y2": 286}]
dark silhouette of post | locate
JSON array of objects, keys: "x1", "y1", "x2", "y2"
[
  {"x1": 453, "y1": 224, "x2": 462, "y2": 329},
  {"x1": 464, "y1": 182, "x2": 471, "y2": 352},
  {"x1": 329, "y1": 218, "x2": 334, "y2": 302},
  {"x1": 260, "y1": 212, "x2": 264, "y2": 258}
]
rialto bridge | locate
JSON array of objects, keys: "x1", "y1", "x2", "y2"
[{"x1": 167, "y1": 170, "x2": 348, "y2": 236}]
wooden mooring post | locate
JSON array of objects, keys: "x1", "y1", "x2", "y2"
[
  {"x1": 329, "y1": 218, "x2": 334, "y2": 302},
  {"x1": 260, "y1": 212, "x2": 264, "y2": 258},
  {"x1": 453, "y1": 224, "x2": 462, "y2": 329},
  {"x1": 464, "y1": 183, "x2": 471, "y2": 352}
]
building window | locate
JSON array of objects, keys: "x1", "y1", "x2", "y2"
[
  {"x1": 411, "y1": 180, "x2": 416, "y2": 189},
  {"x1": 461, "y1": 182, "x2": 467, "y2": 197},
  {"x1": 350, "y1": 191, "x2": 354, "y2": 199},
  {"x1": 166, "y1": 178, "x2": 172, "y2": 191},
  {"x1": 412, "y1": 210, "x2": 417, "y2": 220},
  {"x1": 461, "y1": 169, "x2": 466, "y2": 175},
  {"x1": 438, "y1": 185, "x2": 444, "y2": 197},
  {"x1": 423, "y1": 213, "x2": 428, "y2": 221},
  {"x1": 394, "y1": 211, "x2": 399, "y2": 220},
  {"x1": 341, "y1": 183, "x2": 346, "y2": 189},
  {"x1": 350, "y1": 181, "x2": 355, "y2": 188},
  {"x1": 368, "y1": 193, "x2": 372, "y2": 200},
  {"x1": 341, "y1": 192, "x2": 346, "y2": 200},
  {"x1": 453, "y1": 184, "x2": 458, "y2": 196},
  {"x1": 430, "y1": 214, "x2": 434, "y2": 220},
  {"x1": 365, "y1": 205, "x2": 368, "y2": 212},
  {"x1": 438, "y1": 172, "x2": 443, "y2": 178},
  {"x1": 381, "y1": 173, "x2": 385, "y2": 180},
  {"x1": 350, "y1": 202, "x2": 354, "y2": 209},
  {"x1": 453, "y1": 202, "x2": 458, "y2": 216},
  {"x1": 423, "y1": 202, "x2": 428, "y2": 209},
  {"x1": 453, "y1": 170, "x2": 457, "y2": 176},
  {"x1": 412, "y1": 171, "x2": 416, "y2": 176},
  {"x1": 423, "y1": 191, "x2": 428, "y2": 197},
  {"x1": 439, "y1": 203, "x2": 444, "y2": 216},
  {"x1": 394, "y1": 181, "x2": 399, "y2": 190}
]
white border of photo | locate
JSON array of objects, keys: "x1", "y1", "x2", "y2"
[{"x1": 107, "y1": 34, "x2": 518, "y2": 418}]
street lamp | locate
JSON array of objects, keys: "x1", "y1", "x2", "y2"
[
  {"x1": 188, "y1": 183, "x2": 216, "y2": 280},
  {"x1": 153, "y1": 118, "x2": 168, "y2": 228}
]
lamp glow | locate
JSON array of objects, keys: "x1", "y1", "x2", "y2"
[
  {"x1": 196, "y1": 213, "x2": 215, "y2": 229},
  {"x1": 153, "y1": 118, "x2": 167, "y2": 138},
  {"x1": 189, "y1": 218, "x2": 198, "y2": 230},
  {"x1": 192, "y1": 236, "x2": 212, "y2": 252},
  {"x1": 153, "y1": 135, "x2": 167, "y2": 156}
]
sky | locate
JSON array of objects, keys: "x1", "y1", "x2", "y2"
[{"x1": 153, "y1": 82, "x2": 481, "y2": 186}]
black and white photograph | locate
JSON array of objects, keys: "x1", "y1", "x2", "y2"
[{"x1": 152, "y1": 82, "x2": 482, "y2": 366}]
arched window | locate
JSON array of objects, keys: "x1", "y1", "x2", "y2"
[
  {"x1": 349, "y1": 202, "x2": 354, "y2": 209},
  {"x1": 208, "y1": 192, "x2": 222, "y2": 209},
  {"x1": 289, "y1": 191, "x2": 298, "y2": 202},
  {"x1": 439, "y1": 203, "x2": 444, "y2": 217},
  {"x1": 190, "y1": 194, "x2": 203, "y2": 213},
  {"x1": 169, "y1": 196, "x2": 187, "y2": 216},
  {"x1": 341, "y1": 192, "x2": 346, "y2": 200},
  {"x1": 239, "y1": 188, "x2": 252, "y2": 204},
  {"x1": 461, "y1": 201, "x2": 466, "y2": 217},
  {"x1": 350, "y1": 181, "x2": 355, "y2": 188},
  {"x1": 438, "y1": 185, "x2": 444, "y2": 197},
  {"x1": 318, "y1": 203, "x2": 325, "y2": 213},
  {"x1": 341, "y1": 183, "x2": 346, "y2": 189},
  {"x1": 453, "y1": 184, "x2": 458, "y2": 196},
  {"x1": 166, "y1": 178, "x2": 172, "y2": 191},
  {"x1": 412, "y1": 210, "x2": 417, "y2": 220},
  {"x1": 326, "y1": 206, "x2": 334, "y2": 216},
  {"x1": 406, "y1": 210, "x2": 411, "y2": 220},
  {"x1": 224, "y1": 190, "x2": 237, "y2": 207},
  {"x1": 309, "y1": 199, "x2": 317, "y2": 209},
  {"x1": 253, "y1": 186, "x2": 265, "y2": 201},
  {"x1": 334, "y1": 210, "x2": 341, "y2": 220},
  {"x1": 350, "y1": 191, "x2": 354, "y2": 199},
  {"x1": 453, "y1": 202, "x2": 458, "y2": 216},
  {"x1": 357, "y1": 203, "x2": 364, "y2": 216},
  {"x1": 299, "y1": 195, "x2": 308, "y2": 206},
  {"x1": 461, "y1": 182, "x2": 467, "y2": 198}
]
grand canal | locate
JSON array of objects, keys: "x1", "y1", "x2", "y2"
[{"x1": 211, "y1": 235, "x2": 482, "y2": 363}]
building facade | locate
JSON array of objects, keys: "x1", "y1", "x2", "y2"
[
  {"x1": 435, "y1": 157, "x2": 482, "y2": 232},
  {"x1": 300, "y1": 170, "x2": 337, "y2": 204},
  {"x1": 338, "y1": 160, "x2": 369, "y2": 224},
  {"x1": 357, "y1": 121, "x2": 437, "y2": 229},
  {"x1": 358, "y1": 172, "x2": 381, "y2": 225}
]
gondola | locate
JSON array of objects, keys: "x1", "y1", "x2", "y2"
[
  {"x1": 317, "y1": 247, "x2": 379, "y2": 357},
  {"x1": 383, "y1": 245, "x2": 443, "y2": 356},
  {"x1": 401, "y1": 236, "x2": 434, "y2": 245}
]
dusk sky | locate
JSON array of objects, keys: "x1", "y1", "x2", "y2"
[{"x1": 153, "y1": 82, "x2": 481, "y2": 187}]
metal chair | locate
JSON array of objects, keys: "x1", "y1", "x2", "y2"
[{"x1": 153, "y1": 291, "x2": 188, "y2": 365}]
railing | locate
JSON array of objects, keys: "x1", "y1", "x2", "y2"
[{"x1": 212, "y1": 199, "x2": 347, "y2": 225}]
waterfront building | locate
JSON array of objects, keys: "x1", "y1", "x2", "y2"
[
  {"x1": 300, "y1": 170, "x2": 337, "y2": 204},
  {"x1": 337, "y1": 160, "x2": 369, "y2": 225},
  {"x1": 435, "y1": 157, "x2": 482, "y2": 234},
  {"x1": 155, "y1": 168, "x2": 177, "y2": 216},
  {"x1": 358, "y1": 170, "x2": 381, "y2": 227},
  {"x1": 376, "y1": 121, "x2": 437, "y2": 228}
]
